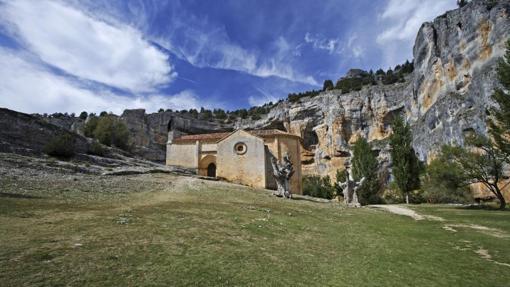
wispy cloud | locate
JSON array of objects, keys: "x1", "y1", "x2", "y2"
[
  {"x1": 304, "y1": 32, "x2": 364, "y2": 59},
  {"x1": 248, "y1": 87, "x2": 280, "y2": 107},
  {"x1": 0, "y1": 0, "x2": 175, "y2": 93},
  {"x1": 150, "y1": 6, "x2": 318, "y2": 86},
  {"x1": 0, "y1": 47, "x2": 198, "y2": 114}
]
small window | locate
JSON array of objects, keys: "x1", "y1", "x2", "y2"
[{"x1": 234, "y1": 142, "x2": 247, "y2": 155}]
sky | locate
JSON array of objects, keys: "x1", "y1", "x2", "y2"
[{"x1": 0, "y1": 0, "x2": 457, "y2": 114}]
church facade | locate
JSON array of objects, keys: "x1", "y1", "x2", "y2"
[{"x1": 166, "y1": 129, "x2": 303, "y2": 194}]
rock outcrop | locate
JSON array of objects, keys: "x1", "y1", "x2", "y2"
[{"x1": 25, "y1": 0, "x2": 510, "y2": 181}]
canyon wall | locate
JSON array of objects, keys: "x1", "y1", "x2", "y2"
[{"x1": 38, "y1": 0, "x2": 510, "y2": 181}]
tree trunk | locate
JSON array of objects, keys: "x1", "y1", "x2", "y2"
[
  {"x1": 405, "y1": 193, "x2": 409, "y2": 204},
  {"x1": 495, "y1": 187, "x2": 506, "y2": 210}
]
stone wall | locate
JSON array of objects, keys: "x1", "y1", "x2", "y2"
[
  {"x1": 217, "y1": 130, "x2": 267, "y2": 189},
  {"x1": 166, "y1": 142, "x2": 198, "y2": 169}
]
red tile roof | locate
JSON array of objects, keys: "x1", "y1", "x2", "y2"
[{"x1": 172, "y1": 129, "x2": 299, "y2": 143}]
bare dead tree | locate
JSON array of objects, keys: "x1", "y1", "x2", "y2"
[
  {"x1": 338, "y1": 168, "x2": 365, "y2": 207},
  {"x1": 271, "y1": 153, "x2": 295, "y2": 199}
]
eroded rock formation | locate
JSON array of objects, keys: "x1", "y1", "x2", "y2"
[{"x1": 32, "y1": 0, "x2": 510, "y2": 182}]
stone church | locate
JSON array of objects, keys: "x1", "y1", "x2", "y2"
[{"x1": 166, "y1": 129, "x2": 303, "y2": 194}]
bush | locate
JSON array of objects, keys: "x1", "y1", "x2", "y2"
[
  {"x1": 87, "y1": 141, "x2": 106, "y2": 156},
  {"x1": 381, "y1": 182, "x2": 403, "y2": 203},
  {"x1": 421, "y1": 157, "x2": 472, "y2": 204},
  {"x1": 83, "y1": 115, "x2": 130, "y2": 150},
  {"x1": 303, "y1": 176, "x2": 335, "y2": 199},
  {"x1": 43, "y1": 134, "x2": 76, "y2": 158},
  {"x1": 93, "y1": 116, "x2": 129, "y2": 150}
]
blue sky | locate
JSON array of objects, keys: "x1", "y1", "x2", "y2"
[{"x1": 0, "y1": 0, "x2": 456, "y2": 114}]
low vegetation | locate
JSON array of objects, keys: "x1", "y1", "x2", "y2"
[
  {"x1": 302, "y1": 175, "x2": 336, "y2": 199},
  {"x1": 43, "y1": 133, "x2": 76, "y2": 158},
  {"x1": 83, "y1": 115, "x2": 130, "y2": 150}
]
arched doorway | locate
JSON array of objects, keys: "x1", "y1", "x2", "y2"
[
  {"x1": 207, "y1": 163, "x2": 216, "y2": 177},
  {"x1": 198, "y1": 155, "x2": 217, "y2": 177}
]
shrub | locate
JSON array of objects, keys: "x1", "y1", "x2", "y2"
[
  {"x1": 87, "y1": 141, "x2": 106, "y2": 157},
  {"x1": 83, "y1": 115, "x2": 130, "y2": 150},
  {"x1": 93, "y1": 116, "x2": 129, "y2": 150},
  {"x1": 303, "y1": 175, "x2": 335, "y2": 199},
  {"x1": 381, "y1": 182, "x2": 403, "y2": 203},
  {"x1": 79, "y1": 111, "x2": 88, "y2": 120},
  {"x1": 421, "y1": 156, "x2": 472, "y2": 204},
  {"x1": 43, "y1": 134, "x2": 76, "y2": 158}
]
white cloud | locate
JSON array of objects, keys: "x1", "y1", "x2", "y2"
[
  {"x1": 304, "y1": 32, "x2": 364, "y2": 59},
  {"x1": 155, "y1": 18, "x2": 318, "y2": 86},
  {"x1": 304, "y1": 33, "x2": 341, "y2": 54},
  {"x1": 248, "y1": 87, "x2": 280, "y2": 107},
  {"x1": 0, "y1": 0, "x2": 175, "y2": 93},
  {"x1": 0, "y1": 48, "x2": 197, "y2": 114},
  {"x1": 376, "y1": 0, "x2": 456, "y2": 65}
]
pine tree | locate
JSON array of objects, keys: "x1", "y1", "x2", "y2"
[
  {"x1": 323, "y1": 80, "x2": 334, "y2": 91},
  {"x1": 351, "y1": 137, "x2": 380, "y2": 204},
  {"x1": 489, "y1": 39, "x2": 510, "y2": 161},
  {"x1": 389, "y1": 116, "x2": 421, "y2": 203}
]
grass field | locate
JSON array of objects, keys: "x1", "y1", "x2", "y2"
[{"x1": 1, "y1": 173, "x2": 509, "y2": 286}]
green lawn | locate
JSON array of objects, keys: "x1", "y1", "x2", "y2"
[{"x1": 1, "y1": 173, "x2": 509, "y2": 286}]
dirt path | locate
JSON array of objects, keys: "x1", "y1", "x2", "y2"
[{"x1": 371, "y1": 205, "x2": 442, "y2": 221}]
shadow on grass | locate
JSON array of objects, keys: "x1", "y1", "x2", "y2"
[
  {"x1": 0, "y1": 192, "x2": 41, "y2": 199},
  {"x1": 455, "y1": 204, "x2": 510, "y2": 212},
  {"x1": 291, "y1": 194, "x2": 332, "y2": 203}
]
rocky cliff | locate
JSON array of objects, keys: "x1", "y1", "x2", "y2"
[{"x1": 35, "y1": 0, "x2": 510, "y2": 180}]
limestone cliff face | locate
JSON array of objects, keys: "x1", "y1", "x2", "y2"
[
  {"x1": 410, "y1": 0, "x2": 510, "y2": 159},
  {"x1": 34, "y1": 0, "x2": 510, "y2": 179}
]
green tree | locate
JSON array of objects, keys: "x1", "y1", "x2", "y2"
[
  {"x1": 351, "y1": 138, "x2": 381, "y2": 204},
  {"x1": 440, "y1": 135, "x2": 507, "y2": 209},
  {"x1": 83, "y1": 116, "x2": 99, "y2": 137},
  {"x1": 389, "y1": 116, "x2": 421, "y2": 203},
  {"x1": 422, "y1": 156, "x2": 471, "y2": 203},
  {"x1": 488, "y1": 39, "x2": 510, "y2": 161},
  {"x1": 93, "y1": 116, "x2": 129, "y2": 150},
  {"x1": 79, "y1": 111, "x2": 88, "y2": 120},
  {"x1": 323, "y1": 80, "x2": 334, "y2": 91}
]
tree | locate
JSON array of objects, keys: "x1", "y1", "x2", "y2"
[
  {"x1": 83, "y1": 116, "x2": 99, "y2": 137},
  {"x1": 389, "y1": 116, "x2": 421, "y2": 203},
  {"x1": 457, "y1": 0, "x2": 468, "y2": 8},
  {"x1": 488, "y1": 39, "x2": 510, "y2": 161},
  {"x1": 323, "y1": 80, "x2": 334, "y2": 91},
  {"x1": 422, "y1": 156, "x2": 471, "y2": 203},
  {"x1": 83, "y1": 115, "x2": 129, "y2": 150},
  {"x1": 79, "y1": 111, "x2": 88, "y2": 120},
  {"x1": 93, "y1": 116, "x2": 129, "y2": 150},
  {"x1": 351, "y1": 137, "x2": 380, "y2": 204},
  {"x1": 441, "y1": 135, "x2": 507, "y2": 209}
]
